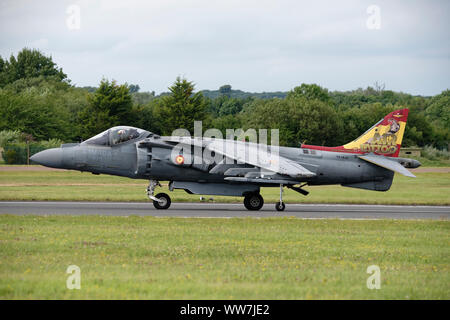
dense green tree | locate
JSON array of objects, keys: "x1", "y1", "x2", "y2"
[
  {"x1": 287, "y1": 83, "x2": 332, "y2": 104},
  {"x1": 218, "y1": 97, "x2": 246, "y2": 116},
  {"x1": 78, "y1": 79, "x2": 134, "y2": 139},
  {"x1": 426, "y1": 90, "x2": 450, "y2": 129},
  {"x1": 0, "y1": 48, "x2": 447, "y2": 151},
  {"x1": 208, "y1": 95, "x2": 249, "y2": 117},
  {"x1": 0, "y1": 56, "x2": 6, "y2": 87},
  {"x1": 0, "y1": 90, "x2": 69, "y2": 140},
  {"x1": 0, "y1": 48, "x2": 67, "y2": 87},
  {"x1": 243, "y1": 97, "x2": 342, "y2": 147},
  {"x1": 131, "y1": 99, "x2": 162, "y2": 134},
  {"x1": 2, "y1": 75, "x2": 71, "y2": 93},
  {"x1": 0, "y1": 75, "x2": 90, "y2": 142},
  {"x1": 131, "y1": 91, "x2": 155, "y2": 106},
  {"x1": 128, "y1": 84, "x2": 140, "y2": 93},
  {"x1": 403, "y1": 111, "x2": 434, "y2": 147},
  {"x1": 338, "y1": 103, "x2": 395, "y2": 145},
  {"x1": 219, "y1": 84, "x2": 232, "y2": 97},
  {"x1": 153, "y1": 77, "x2": 208, "y2": 135},
  {"x1": 210, "y1": 114, "x2": 244, "y2": 136}
]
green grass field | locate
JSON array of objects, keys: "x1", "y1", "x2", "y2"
[
  {"x1": 1, "y1": 168, "x2": 448, "y2": 299},
  {"x1": 0, "y1": 169, "x2": 449, "y2": 205},
  {"x1": 0, "y1": 215, "x2": 448, "y2": 299},
  {"x1": 413, "y1": 156, "x2": 450, "y2": 167}
]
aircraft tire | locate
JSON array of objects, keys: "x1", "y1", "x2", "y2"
[
  {"x1": 275, "y1": 202, "x2": 285, "y2": 211},
  {"x1": 243, "y1": 193, "x2": 264, "y2": 211},
  {"x1": 153, "y1": 193, "x2": 171, "y2": 209}
]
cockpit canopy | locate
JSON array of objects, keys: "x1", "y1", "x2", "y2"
[{"x1": 82, "y1": 126, "x2": 149, "y2": 146}]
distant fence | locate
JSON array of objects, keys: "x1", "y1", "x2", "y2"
[{"x1": 2, "y1": 144, "x2": 48, "y2": 164}]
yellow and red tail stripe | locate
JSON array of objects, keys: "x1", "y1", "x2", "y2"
[{"x1": 301, "y1": 108, "x2": 409, "y2": 158}]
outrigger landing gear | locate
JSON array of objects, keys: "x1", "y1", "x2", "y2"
[
  {"x1": 275, "y1": 184, "x2": 286, "y2": 211},
  {"x1": 243, "y1": 193, "x2": 264, "y2": 211},
  {"x1": 147, "y1": 180, "x2": 171, "y2": 209}
]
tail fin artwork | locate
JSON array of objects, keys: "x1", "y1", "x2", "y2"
[
  {"x1": 342, "y1": 108, "x2": 408, "y2": 157},
  {"x1": 302, "y1": 108, "x2": 409, "y2": 157}
]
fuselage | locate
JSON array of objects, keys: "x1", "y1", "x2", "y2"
[
  {"x1": 30, "y1": 109, "x2": 420, "y2": 211},
  {"x1": 30, "y1": 132, "x2": 420, "y2": 192}
]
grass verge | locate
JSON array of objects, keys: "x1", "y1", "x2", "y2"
[
  {"x1": 0, "y1": 215, "x2": 448, "y2": 299},
  {"x1": 0, "y1": 170, "x2": 449, "y2": 205}
]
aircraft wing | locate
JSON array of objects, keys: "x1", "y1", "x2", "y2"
[
  {"x1": 359, "y1": 154, "x2": 416, "y2": 178},
  {"x1": 162, "y1": 136, "x2": 315, "y2": 178},
  {"x1": 207, "y1": 139, "x2": 315, "y2": 178}
]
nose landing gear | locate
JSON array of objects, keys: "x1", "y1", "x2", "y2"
[
  {"x1": 147, "y1": 180, "x2": 171, "y2": 209},
  {"x1": 153, "y1": 192, "x2": 171, "y2": 209}
]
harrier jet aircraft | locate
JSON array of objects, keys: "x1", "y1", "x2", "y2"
[{"x1": 30, "y1": 108, "x2": 420, "y2": 211}]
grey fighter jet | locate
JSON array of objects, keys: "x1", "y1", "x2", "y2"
[{"x1": 30, "y1": 108, "x2": 420, "y2": 211}]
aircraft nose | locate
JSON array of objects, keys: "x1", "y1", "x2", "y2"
[{"x1": 30, "y1": 148, "x2": 63, "y2": 168}]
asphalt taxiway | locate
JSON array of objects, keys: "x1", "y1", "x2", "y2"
[{"x1": 0, "y1": 201, "x2": 448, "y2": 220}]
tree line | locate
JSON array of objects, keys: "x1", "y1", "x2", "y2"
[{"x1": 0, "y1": 48, "x2": 448, "y2": 151}]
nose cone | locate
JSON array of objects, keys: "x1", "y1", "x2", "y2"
[{"x1": 30, "y1": 148, "x2": 63, "y2": 168}]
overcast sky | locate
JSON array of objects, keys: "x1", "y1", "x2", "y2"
[{"x1": 1, "y1": 0, "x2": 449, "y2": 95}]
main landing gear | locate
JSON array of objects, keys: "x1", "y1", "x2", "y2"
[
  {"x1": 243, "y1": 184, "x2": 309, "y2": 212},
  {"x1": 148, "y1": 179, "x2": 307, "y2": 212},
  {"x1": 147, "y1": 180, "x2": 171, "y2": 209},
  {"x1": 243, "y1": 184, "x2": 286, "y2": 211},
  {"x1": 243, "y1": 193, "x2": 264, "y2": 211}
]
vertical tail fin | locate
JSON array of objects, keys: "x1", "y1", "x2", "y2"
[
  {"x1": 343, "y1": 108, "x2": 409, "y2": 157},
  {"x1": 301, "y1": 108, "x2": 409, "y2": 157}
]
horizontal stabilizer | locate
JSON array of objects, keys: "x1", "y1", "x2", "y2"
[{"x1": 359, "y1": 154, "x2": 416, "y2": 178}]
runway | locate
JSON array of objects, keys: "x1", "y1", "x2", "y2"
[{"x1": 0, "y1": 201, "x2": 449, "y2": 220}]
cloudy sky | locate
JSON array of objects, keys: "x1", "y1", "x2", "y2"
[{"x1": 1, "y1": 0, "x2": 449, "y2": 95}]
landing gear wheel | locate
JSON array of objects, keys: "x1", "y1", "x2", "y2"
[
  {"x1": 275, "y1": 184, "x2": 286, "y2": 212},
  {"x1": 275, "y1": 202, "x2": 286, "y2": 211},
  {"x1": 153, "y1": 193, "x2": 171, "y2": 209},
  {"x1": 244, "y1": 193, "x2": 264, "y2": 211}
]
